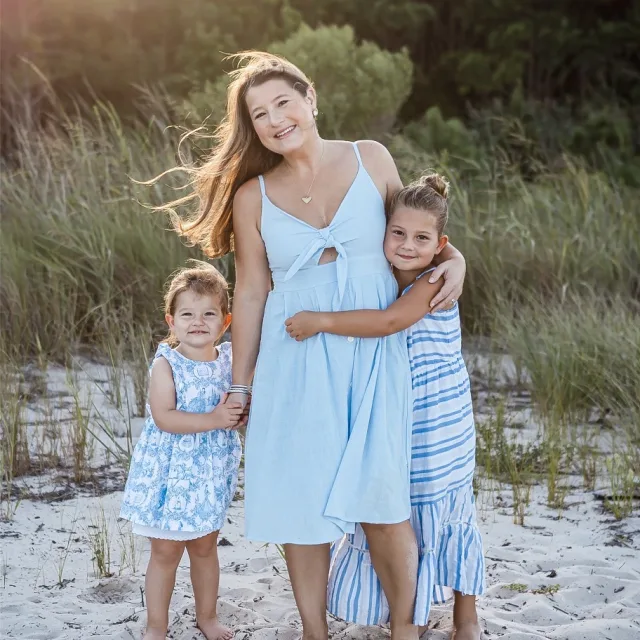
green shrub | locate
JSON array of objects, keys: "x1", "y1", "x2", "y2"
[
  {"x1": 402, "y1": 106, "x2": 480, "y2": 164},
  {"x1": 468, "y1": 95, "x2": 640, "y2": 184}
]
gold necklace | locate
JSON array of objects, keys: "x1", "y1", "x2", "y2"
[{"x1": 301, "y1": 140, "x2": 325, "y2": 204}]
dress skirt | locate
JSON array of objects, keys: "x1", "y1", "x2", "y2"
[{"x1": 244, "y1": 256, "x2": 413, "y2": 544}]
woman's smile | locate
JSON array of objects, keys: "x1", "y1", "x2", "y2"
[{"x1": 274, "y1": 125, "x2": 296, "y2": 139}]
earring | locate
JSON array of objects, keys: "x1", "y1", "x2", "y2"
[{"x1": 312, "y1": 108, "x2": 318, "y2": 117}]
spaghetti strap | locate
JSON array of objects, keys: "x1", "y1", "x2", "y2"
[
  {"x1": 352, "y1": 141, "x2": 363, "y2": 165},
  {"x1": 416, "y1": 266, "x2": 437, "y2": 280},
  {"x1": 402, "y1": 266, "x2": 438, "y2": 294},
  {"x1": 257, "y1": 174, "x2": 266, "y2": 197}
]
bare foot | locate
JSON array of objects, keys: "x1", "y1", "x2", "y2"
[
  {"x1": 418, "y1": 625, "x2": 429, "y2": 638},
  {"x1": 197, "y1": 618, "x2": 233, "y2": 640},
  {"x1": 142, "y1": 630, "x2": 166, "y2": 640},
  {"x1": 451, "y1": 620, "x2": 482, "y2": 640}
]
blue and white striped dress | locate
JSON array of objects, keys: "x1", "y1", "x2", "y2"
[{"x1": 327, "y1": 270, "x2": 485, "y2": 626}]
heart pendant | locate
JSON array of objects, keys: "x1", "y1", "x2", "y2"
[{"x1": 301, "y1": 196, "x2": 312, "y2": 204}]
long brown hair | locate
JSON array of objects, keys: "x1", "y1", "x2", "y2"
[{"x1": 155, "y1": 52, "x2": 314, "y2": 258}]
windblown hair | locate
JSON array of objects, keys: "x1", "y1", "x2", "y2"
[
  {"x1": 163, "y1": 261, "x2": 230, "y2": 346},
  {"x1": 388, "y1": 173, "x2": 450, "y2": 234},
  {"x1": 155, "y1": 52, "x2": 314, "y2": 258}
]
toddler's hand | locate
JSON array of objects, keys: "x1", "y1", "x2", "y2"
[
  {"x1": 285, "y1": 311, "x2": 322, "y2": 341},
  {"x1": 211, "y1": 398, "x2": 244, "y2": 429}
]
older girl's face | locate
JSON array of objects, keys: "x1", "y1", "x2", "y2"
[
  {"x1": 245, "y1": 78, "x2": 316, "y2": 154},
  {"x1": 384, "y1": 206, "x2": 448, "y2": 273}
]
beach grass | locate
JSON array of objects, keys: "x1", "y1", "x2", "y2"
[{"x1": 1, "y1": 102, "x2": 638, "y2": 521}]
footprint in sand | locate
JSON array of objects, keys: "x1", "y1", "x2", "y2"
[
  {"x1": 248, "y1": 556, "x2": 271, "y2": 572},
  {"x1": 78, "y1": 576, "x2": 142, "y2": 604}
]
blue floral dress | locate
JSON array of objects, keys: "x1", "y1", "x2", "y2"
[{"x1": 120, "y1": 342, "x2": 241, "y2": 540}]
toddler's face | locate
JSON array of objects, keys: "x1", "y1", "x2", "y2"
[
  {"x1": 383, "y1": 206, "x2": 447, "y2": 272},
  {"x1": 166, "y1": 291, "x2": 229, "y2": 350}
]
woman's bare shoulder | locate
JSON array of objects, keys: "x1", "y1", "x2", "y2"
[
  {"x1": 354, "y1": 139, "x2": 394, "y2": 163},
  {"x1": 355, "y1": 140, "x2": 397, "y2": 176},
  {"x1": 234, "y1": 177, "x2": 262, "y2": 212},
  {"x1": 353, "y1": 140, "x2": 399, "y2": 197},
  {"x1": 234, "y1": 177, "x2": 261, "y2": 205}
]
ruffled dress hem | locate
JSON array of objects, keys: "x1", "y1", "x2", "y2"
[
  {"x1": 130, "y1": 523, "x2": 216, "y2": 541},
  {"x1": 327, "y1": 483, "x2": 485, "y2": 626}
]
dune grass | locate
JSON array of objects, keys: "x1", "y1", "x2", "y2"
[
  {"x1": 1, "y1": 102, "x2": 638, "y2": 521},
  {"x1": 0, "y1": 102, "x2": 214, "y2": 363}
]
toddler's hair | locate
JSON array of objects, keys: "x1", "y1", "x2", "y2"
[
  {"x1": 389, "y1": 173, "x2": 450, "y2": 235},
  {"x1": 163, "y1": 261, "x2": 230, "y2": 346}
]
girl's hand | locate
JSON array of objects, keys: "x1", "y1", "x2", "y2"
[
  {"x1": 285, "y1": 312, "x2": 323, "y2": 341},
  {"x1": 211, "y1": 397, "x2": 244, "y2": 429},
  {"x1": 428, "y1": 255, "x2": 466, "y2": 313}
]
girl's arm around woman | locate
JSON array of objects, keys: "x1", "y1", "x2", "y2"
[{"x1": 285, "y1": 275, "x2": 443, "y2": 341}]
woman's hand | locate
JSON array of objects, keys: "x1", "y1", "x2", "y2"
[
  {"x1": 427, "y1": 254, "x2": 466, "y2": 313},
  {"x1": 225, "y1": 391, "x2": 249, "y2": 410},
  {"x1": 285, "y1": 311, "x2": 324, "y2": 341},
  {"x1": 238, "y1": 393, "x2": 251, "y2": 427}
]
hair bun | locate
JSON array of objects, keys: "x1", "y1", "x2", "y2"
[{"x1": 419, "y1": 173, "x2": 449, "y2": 199}]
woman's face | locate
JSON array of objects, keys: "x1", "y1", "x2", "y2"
[{"x1": 245, "y1": 78, "x2": 316, "y2": 154}]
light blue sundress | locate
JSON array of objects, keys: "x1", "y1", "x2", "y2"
[
  {"x1": 328, "y1": 270, "x2": 485, "y2": 626},
  {"x1": 120, "y1": 342, "x2": 242, "y2": 540},
  {"x1": 245, "y1": 141, "x2": 413, "y2": 544}
]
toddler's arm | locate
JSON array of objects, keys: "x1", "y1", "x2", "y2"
[
  {"x1": 149, "y1": 358, "x2": 243, "y2": 433},
  {"x1": 285, "y1": 275, "x2": 444, "y2": 341}
]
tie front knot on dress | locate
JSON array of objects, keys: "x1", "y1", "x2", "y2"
[{"x1": 283, "y1": 229, "x2": 349, "y2": 304}]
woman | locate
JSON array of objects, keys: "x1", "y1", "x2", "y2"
[{"x1": 170, "y1": 52, "x2": 466, "y2": 640}]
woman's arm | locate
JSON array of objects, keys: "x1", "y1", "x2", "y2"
[
  {"x1": 149, "y1": 359, "x2": 243, "y2": 432},
  {"x1": 228, "y1": 180, "x2": 271, "y2": 408},
  {"x1": 285, "y1": 276, "x2": 443, "y2": 341},
  {"x1": 427, "y1": 243, "x2": 466, "y2": 311}
]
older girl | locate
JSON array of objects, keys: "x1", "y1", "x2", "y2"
[{"x1": 165, "y1": 53, "x2": 466, "y2": 640}]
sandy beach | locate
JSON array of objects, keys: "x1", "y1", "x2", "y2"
[{"x1": 1, "y1": 356, "x2": 639, "y2": 640}]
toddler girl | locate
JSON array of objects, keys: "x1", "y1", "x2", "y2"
[
  {"x1": 285, "y1": 175, "x2": 485, "y2": 639},
  {"x1": 120, "y1": 263, "x2": 243, "y2": 640}
]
